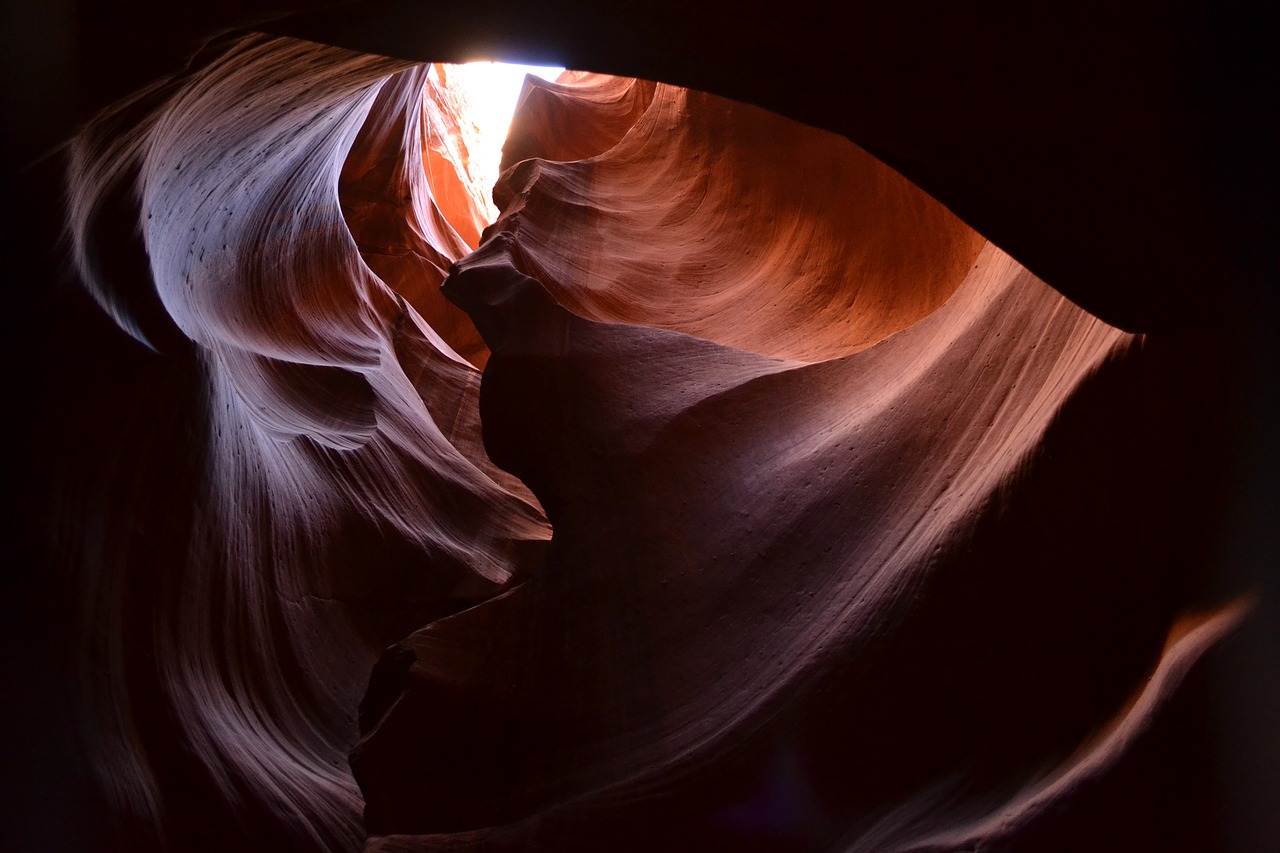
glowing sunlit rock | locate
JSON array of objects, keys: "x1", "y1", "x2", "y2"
[{"x1": 429, "y1": 62, "x2": 564, "y2": 224}]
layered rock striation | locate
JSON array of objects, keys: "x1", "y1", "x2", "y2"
[
  {"x1": 63, "y1": 36, "x2": 547, "y2": 852},
  {"x1": 358, "y1": 74, "x2": 1244, "y2": 851},
  {"x1": 45, "y1": 22, "x2": 1259, "y2": 853}
]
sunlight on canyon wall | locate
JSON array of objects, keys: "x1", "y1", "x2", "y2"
[{"x1": 60, "y1": 31, "x2": 1244, "y2": 853}]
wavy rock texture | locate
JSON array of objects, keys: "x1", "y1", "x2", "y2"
[
  {"x1": 63, "y1": 35, "x2": 547, "y2": 852},
  {"x1": 355, "y1": 74, "x2": 1243, "y2": 852},
  {"x1": 490, "y1": 75, "x2": 986, "y2": 363},
  {"x1": 57, "y1": 34, "x2": 1247, "y2": 853}
]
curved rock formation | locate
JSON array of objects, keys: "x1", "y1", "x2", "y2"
[
  {"x1": 490, "y1": 76, "x2": 986, "y2": 363},
  {"x1": 10, "y1": 4, "x2": 1272, "y2": 852},
  {"x1": 356, "y1": 73, "x2": 1243, "y2": 852},
  {"x1": 62, "y1": 35, "x2": 548, "y2": 852}
]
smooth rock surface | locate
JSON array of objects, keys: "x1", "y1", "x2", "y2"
[{"x1": 9, "y1": 4, "x2": 1273, "y2": 851}]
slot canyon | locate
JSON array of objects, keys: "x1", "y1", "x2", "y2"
[{"x1": 2, "y1": 2, "x2": 1276, "y2": 852}]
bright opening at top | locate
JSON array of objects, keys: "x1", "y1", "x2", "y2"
[{"x1": 434, "y1": 61, "x2": 564, "y2": 224}]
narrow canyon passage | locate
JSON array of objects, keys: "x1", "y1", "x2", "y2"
[{"x1": 10, "y1": 5, "x2": 1275, "y2": 853}]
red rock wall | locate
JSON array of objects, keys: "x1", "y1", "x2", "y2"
[
  {"x1": 364, "y1": 71, "x2": 1244, "y2": 852},
  {"x1": 44, "y1": 19, "x2": 1262, "y2": 853},
  {"x1": 490, "y1": 75, "x2": 986, "y2": 363}
]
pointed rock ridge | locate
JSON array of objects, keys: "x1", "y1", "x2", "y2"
[
  {"x1": 355, "y1": 71, "x2": 1244, "y2": 850},
  {"x1": 62, "y1": 34, "x2": 548, "y2": 851},
  {"x1": 498, "y1": 72, "x2": 658, "y2": 178}
]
